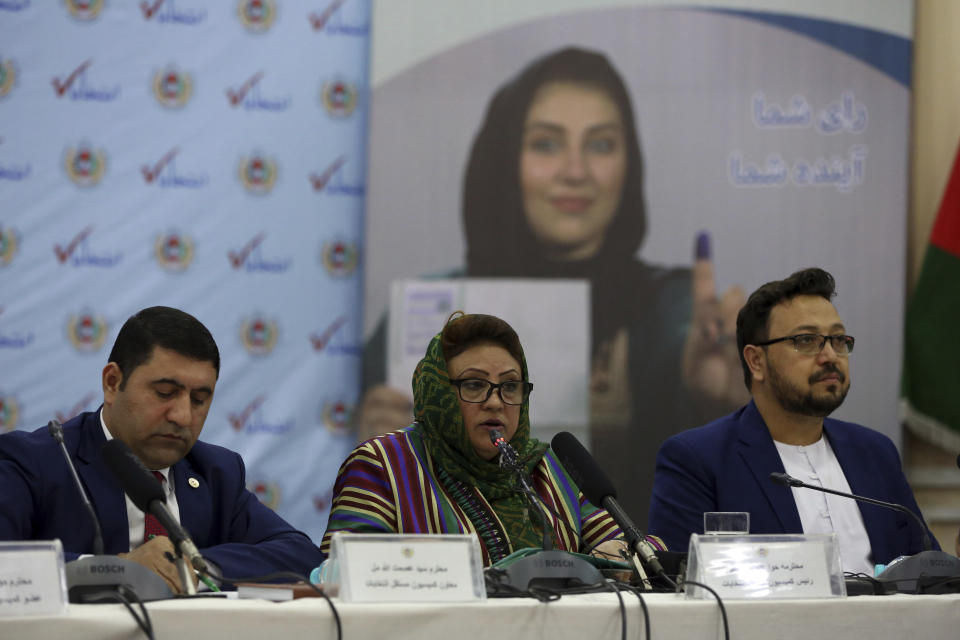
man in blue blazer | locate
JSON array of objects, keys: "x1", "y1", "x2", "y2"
[
  {"x1": 648, "y1": 268, "x2": 937, "y2": 572},
  {"x1": 0, "y1": 306, "x2": 323, "y2": 592}
]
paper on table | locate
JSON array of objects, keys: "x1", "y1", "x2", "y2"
[
  {"x1": 685, "y1": 534, "x2": 845, "y2": 600},
  {"x1": 331, "y1": 533, "x2": 485, "y2": 602},
  {"x1": 235, "y1": 582, "x2": 323, "y2": 602},
  {"x1": 0, "y1": 541, "x2": 68, "y2": 617}
]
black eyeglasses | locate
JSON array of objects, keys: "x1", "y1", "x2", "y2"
[
  {"x1": 754, "y1": 333, "x2": 855, "y2": 356},
  {"x1": 448, "y1": 378, "x2": 533, "y2": 405}
]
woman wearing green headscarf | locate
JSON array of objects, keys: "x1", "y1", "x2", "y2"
[{"x1": 321, "y1": 313, "x2": 664, "y2": 565}]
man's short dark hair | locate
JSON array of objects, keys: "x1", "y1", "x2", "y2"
[
  {"x1": 108, "y1": 306, "x2": 220, "y2": 388},
  {"x1": 736, "y1": 268, "x2": 837, "y2": 389}
]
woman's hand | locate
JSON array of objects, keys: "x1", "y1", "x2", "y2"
[
  {"x1": 590, "y1": 537, "x2": 629, "y2": 561},
  {"x1": 681, "y1": 233, "x2": 750, "y2": 410}
]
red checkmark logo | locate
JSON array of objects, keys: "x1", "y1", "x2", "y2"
[
  {"x1": 308, "y1": 0, "x2": 345, "y2": 30},
  {"x1": 228, "y1": 232, "x2": 266, "y2": 269},
  {"x1": 228, "y1": 395, "x2": 265, "y2": 431},
  {"x1": 226, "y1": 71, "x2": 264, "y2": 107},
  {"x1": 141, "y1": 147, "x2": 179, "y2": 184},
  {"x1": 309, "y1": 156, "x2": 347, "y2": 192},
  {"x1": 54, "y1": 227, "x2": 93, "y2": 264},
  {"x1": 52, "y1": 60, "x2": 92, "y2": 97},
  {"x1": 309, "y1": 316, "x2": 348, "y2": 351},
  {"x1": 55, "y1": 392, "x2": 97, "y2": 424},
  {"x1": 140, "y1": 0, "x2": 165, "y2": 19}
]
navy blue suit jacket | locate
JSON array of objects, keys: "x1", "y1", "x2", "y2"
[
  {"x1": 647, "y1": 401, "x2": 937, "y2": 564},
  {"x1": 0, "y1": 410, "x2": 323, "y2": 581}
]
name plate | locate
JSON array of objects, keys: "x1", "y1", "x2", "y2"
[
  {"x1": 328, "y1": 533, "x2": 485, "y2": 602},
  {"x1": 685, "y1": 534, "x2": 845, "y2": 599},
  {"x1": 0, "y1": 540, "x2": 68, "y2": 616}
]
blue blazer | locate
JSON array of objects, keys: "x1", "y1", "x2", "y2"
[
  {"x1": 0, "y1": 410, "x2": 323, "y2": 581},
  {"x1": 647, "y1": 401, "x2": 938, "y2": 564}
]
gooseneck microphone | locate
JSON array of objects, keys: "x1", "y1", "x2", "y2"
[
  {"x1": 551, "y1": 431, "x2": 665, "y2": 578},
  {"x1": 769, "y1": 471, "x2": 960, "y2": 593},
  {"x1": 47, "y1": 419, "x2": 104, "y2": 556},
  {"x1": 51, "y1": 420, "x2": 174, "y2": 602},
  {"x1": 101, "y1": 439, "x2": 208, "y2": 573},
  {"x1": 769, "y1": 472, "x2": 932, "y2": 551},
  {"x1": 489, "y1": 430, "x2": 553, "y2": 551}
]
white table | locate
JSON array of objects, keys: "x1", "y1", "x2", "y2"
[{"x1": 2, "y1": 591, "x2": 959, "y2": 639}]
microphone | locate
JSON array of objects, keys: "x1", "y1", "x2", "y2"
[
  {"x1": 489, "y1": 430, "x2": 553, "y2": 551},
  {"x1": 482, "y1": 430, "x2": 611, "y2": 592},
  {"x1": 768, "y1": 471, "x2": 960, "y2": 593},
  {"x1": 101, "y1": 439, "x2": 208, "y2": 573},
  {"x1": 48, "y1": 420, "x2": 104, "y2": 556},
  {"x1": 551, "y1": 431, "x2": 664, "y2": 577},
  {"x1": 768, "y1": 472, "x2": 932, "y2": 551},
  {"x1": 489, "y1": 429, "x2": 522, "y2": 472},
  {"x1": 50, "y1": 419, "x2": 173, "y2": 602}
]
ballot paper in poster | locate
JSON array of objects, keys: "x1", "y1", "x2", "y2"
[
  {"x1": 0, "y1": 541, "x2": 68, "y2": 617},
  {"x1": 388, "y1": 279, "x2": 590, "y2": 446},
  {"x1": 685, "y1": 533, "x2": 846, "y2": 599}
]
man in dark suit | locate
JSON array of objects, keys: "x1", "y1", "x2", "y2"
[
  {"x1": 0, "y1": 306, "x2": 323, "y2": 593},
  {"x1": 648, "y1": 268, "x2": 938, "y2": 572}
]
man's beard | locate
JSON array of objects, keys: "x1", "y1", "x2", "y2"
[{"x1": 767, "y1": 361, "x2": 849, "y2": 417}]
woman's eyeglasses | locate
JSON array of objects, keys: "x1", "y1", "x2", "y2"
[{"x1": 448, "y1": 378, "x2": 533, "y2": 405}]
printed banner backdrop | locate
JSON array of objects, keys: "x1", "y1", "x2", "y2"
[
  {"x1": 0, "y1": 0, "x2": 370, "y2": 542},
  {"x1": 363, "y1": 0, "x2": 913, "y2": 525}
]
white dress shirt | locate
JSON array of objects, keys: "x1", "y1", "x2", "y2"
[{"x1": 774, "y1": 435, "x2": 874, "y2": 575}]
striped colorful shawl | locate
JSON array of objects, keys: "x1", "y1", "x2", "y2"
[{"x1": 320, "y1": 425, "x2": 642, "y2": 566}]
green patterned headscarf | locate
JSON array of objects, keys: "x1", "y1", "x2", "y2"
[{"x1": 413, "y1": 328, "x2": 549, "y2": 548}]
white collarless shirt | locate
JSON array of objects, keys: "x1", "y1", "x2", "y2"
[
  {"x1": 774, "y1": 435, "x2": 873, "y2": 575},
  {"x1": 99, "y1": 410, "x2": 181, "y2": 551}
]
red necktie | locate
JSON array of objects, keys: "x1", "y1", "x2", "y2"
[{"x1": 143, "y1": 471, "x2": 168, "y2": 543}]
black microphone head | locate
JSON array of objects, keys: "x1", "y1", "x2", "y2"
[
  {"x1": 101, "y1": 439, "x2": 165, "y2": 512},
  {"x1": 550, "y1": 431, "x2": 617, "y2": 505},
  {"x1": 47, "y1": 419, "x2": 65, "y2": 443},
  {"x1": 769, "y1": 472, "x2": 802, "y2": 487},
  {"x1": 489, "y1": 429, "x2": 503, "y2": 444}
]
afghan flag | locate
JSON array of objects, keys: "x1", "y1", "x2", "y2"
[{"x1": 902, "y1": 143, "x2": 960, "y2": 448}]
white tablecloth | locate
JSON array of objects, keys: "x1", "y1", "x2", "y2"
[{"x1": 2, "y1": 591, "x2": 959, "y2": 640}]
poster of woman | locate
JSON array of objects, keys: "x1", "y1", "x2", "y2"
[{"x1": 361, "y1": 0, "x2": 912, "y2": 526}]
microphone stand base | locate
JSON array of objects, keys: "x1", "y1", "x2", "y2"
[
  {"x1": 876, "y1": 550, "x2": 960, "y2": 594},
  {"x1": 66, "y1": 556, "x2": 174, "y2": 603},
  {"x1": 489, "y1": 550, "x2": 605, "y2": 592}
]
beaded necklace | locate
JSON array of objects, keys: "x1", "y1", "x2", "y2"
[{"x1": 437, "y1": 466, "x2": 511, "y2": 563}]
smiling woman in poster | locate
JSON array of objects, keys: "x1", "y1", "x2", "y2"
[{"x1": 359, "y1": 47, "x2": 747, "y2": 523}]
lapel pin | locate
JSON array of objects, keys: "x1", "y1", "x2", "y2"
[{"x1": 188, "y1": 477, "x2": 200, "y2": 489}]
